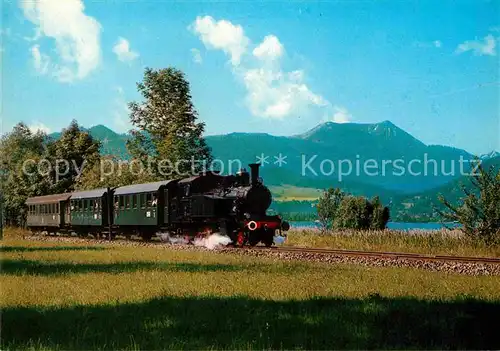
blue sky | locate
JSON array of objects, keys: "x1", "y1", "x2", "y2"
[{"x1": 1, "y1": 0, "x2": 499, "y2": 155}]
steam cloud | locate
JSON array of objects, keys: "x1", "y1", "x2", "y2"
[{"x1": 194, "y1": 233, "x2": 232, "y2": 249}]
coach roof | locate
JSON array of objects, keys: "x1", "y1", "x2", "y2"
[
  {"x1": 70, "y1": 188, "x2": 108, "y2": 200},
  {"x1": 26, "y1": 193, "x2": 72, "y2": 205},
  {"x1": 114, "y1": 180, "x2": 176, "y2": 195}
]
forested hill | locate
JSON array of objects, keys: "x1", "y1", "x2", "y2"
[{"x1": 50, "y1": 122, "x2": 498, "y2": 199}]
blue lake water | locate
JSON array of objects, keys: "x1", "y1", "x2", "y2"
[{"x1": 290, "y1": 221, "x2": 459, "y2": 230}]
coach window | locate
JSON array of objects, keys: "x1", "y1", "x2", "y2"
[
  {"x1": 152, "y1": 193, "x2": 157, "y2": 207},
  {"x1": 125, "y1": 196, "x2": 130, "y2": 209},
  {"x1": 132, "y1": 195, "x2": 137, "y2": 209},
  {"x1": 119, "y1": 196, "x2": 124, "y2": 210},
  {"x1": 56, "y1": 203, "x2": 59, "y2": 213},
  {"x1": 140, "y1": 194, "x2": 145, "y2": 209},
  {"x1": 145, "y1": 193, "x2": 152, "y2": 208}
]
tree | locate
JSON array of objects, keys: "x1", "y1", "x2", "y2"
[
  {"x1": 0, "y1": 123, "x2": 49, "y2": 225},
  {"x1": 127, "y1": 67, "x2": 212, "y2": 177},
  {"x1": 316, "y1": 188, "x2": 390, "y2": 231},
  {"x1": 438, "y1": 159, "x2": 500, "y2": 244},
  {"x1": 45, "y1": 120, "x2": 101, "y2": 194},
  {"x1": 369, "y1": 196, "x2": 390, "y2": 230},
  {"x1": 76, "y1": 155, "x2": 157, "y2": 190},
  {"x1": 316, "y1": 188, "x2": 344, "y2": 231},
  {"x1": 334, "y1": 196, "x2": 372, "y2": 230},
  {"x1": 0, "y1": 121, "x2": 101, "y2": 226}
]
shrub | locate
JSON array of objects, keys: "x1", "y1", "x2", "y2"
[{"x1": 317, "y1": 188, "x2": 390, "y2": 231}]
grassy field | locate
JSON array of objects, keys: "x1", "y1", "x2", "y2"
[
  {"x1": 285, "y1": 228, "x2": 500, "y2": 258},
  {"x1": 2, "y1": 229, "x2": 500, "y2": 350},
  {"x1": 270, "y1": 185, "x2": 321, "y2": 201}
]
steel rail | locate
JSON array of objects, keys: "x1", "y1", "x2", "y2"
[
  {"x1": 256, "y1": 246, "x2": 500, "y2": 264},
  {"x1": 27, "y1": 233, "x2": 500, "y2": 264}
]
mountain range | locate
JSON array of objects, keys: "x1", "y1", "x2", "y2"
[{"x1": 49, "y1": 121, "x2": 499, "y2": 220}]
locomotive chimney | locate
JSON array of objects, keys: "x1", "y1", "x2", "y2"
[{"x1": 248, "y1": 163, "x2": 260, "y2": 185}]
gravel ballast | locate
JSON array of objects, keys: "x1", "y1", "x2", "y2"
[{"x1": 19, "y1": 235, "x2": 500, "y2": 276}]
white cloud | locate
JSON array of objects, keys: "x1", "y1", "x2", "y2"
[
  {"x1": 253, "y1": 35, "x2": 284, "y2": 61},
  {"x1": 192, "y1": 16, "x2": 336, "y2": 121},
  {"x1": 242, "y1": 68, "x2": 327, "y2": 119},
  {"x1": 20, "y1": 0, "x2": 102, "y2": 82},
  {"x1": 28, "y1": 121, "x2": 51, "y2": 134},
  {"x1": 30, "y1": 44, "x2": 50, "y2": 75},
  {"x1": 112, "y1": 37, "x2": 139, "y2": 62},
  {"x1": 456, "y1": 34, "x2": 497, "y2": 56},
  {"x1": 330, "y1": 106, "x2": 352, "y2": 123},
  {"x1": 191, "y1": 48, "x2": 203, "y2": 64},
  {"x1": 191, "y1": 15, "x2": 249, "y2": 66}
]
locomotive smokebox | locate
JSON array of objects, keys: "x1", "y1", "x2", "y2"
[{"x1": 249, "y1": 163, "x2": 260, "y2": 185}]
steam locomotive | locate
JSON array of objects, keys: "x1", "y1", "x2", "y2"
[{"x1": 25, "y1": 163, "x2": 290, "y2": 246}]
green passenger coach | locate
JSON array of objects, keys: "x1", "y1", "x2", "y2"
[
  {"x1": 70, "y1": 188, "x2": 111, "y2": 230},
  {"x1": 113, "y1": 180, "x2": 178, "y2": 238}
]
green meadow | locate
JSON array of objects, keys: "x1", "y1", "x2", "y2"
[{"x1": 1, "y1": 230, "x2": 500, "y2": 350}]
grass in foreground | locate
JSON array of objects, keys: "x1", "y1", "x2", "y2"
[
  {"x1": 285, "y1": 228, "x2": 500, "y2": 258},
  {"x1": 2, "y1": 236, "x2": 500, "y2": 350}
]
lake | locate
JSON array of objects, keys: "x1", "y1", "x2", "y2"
[{"x1": 290, "y1": 221, "x2": 460, "y2": 230}]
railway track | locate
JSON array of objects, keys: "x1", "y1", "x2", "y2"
[
  {"x1": 24, "y1": 233, "x2": 500, "y2": 265},
  {"x1": 259, "y1": 246, "x2": 500, "y2": 264}
]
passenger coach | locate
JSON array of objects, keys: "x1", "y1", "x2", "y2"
[
  {"x1": 113, "y1": 180, "x2": 177, "y2": 240},
  {"x1": 26, "y1": 193, "x2": 71, "y2": 233}
]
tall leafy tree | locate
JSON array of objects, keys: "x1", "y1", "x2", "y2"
[
  {"x1": 46, "y1": 120, "x2": 101, "y2": 194},
  {"x1": 316, "y1": 188, "x2": 345, "y2": 231},
  {"x1": 127, "y1": 67, "x2": 212, "y2": 177},
  {"x1": 438, "y1": 159, "x2": 500, "y2": 244},
  {"x1": 0, "y1": 123, "x2": 49, "y2": 225}
]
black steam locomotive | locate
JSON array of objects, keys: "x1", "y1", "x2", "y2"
[{"x1": 25, "y1": 163, "x2": 290, "y2": 246}]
